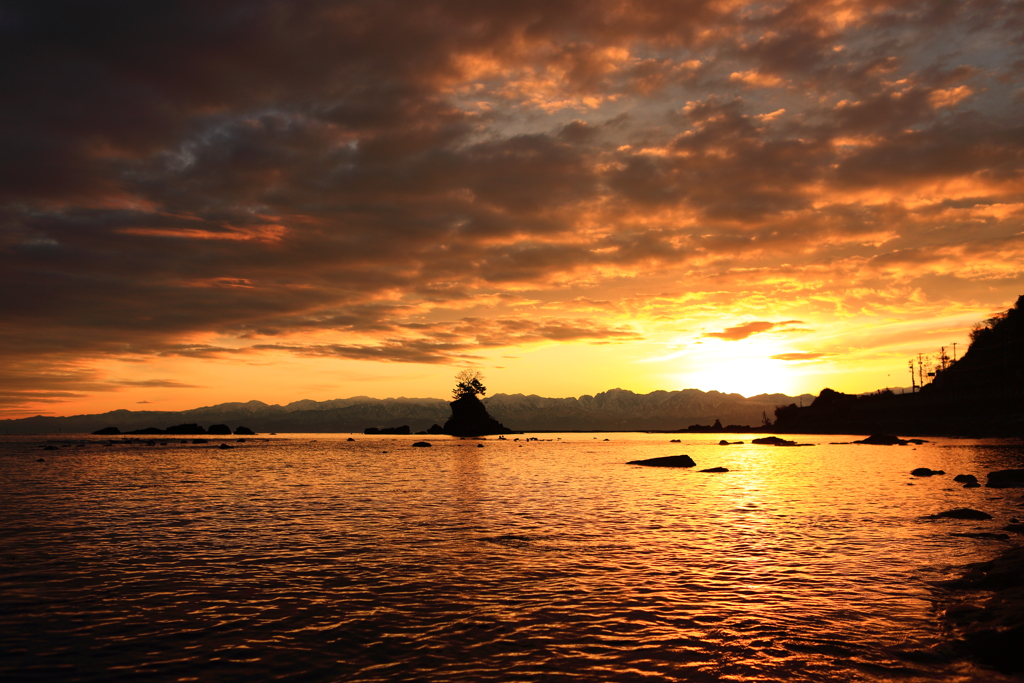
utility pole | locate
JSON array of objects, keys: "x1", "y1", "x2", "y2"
[
  {"x1": 918, "y1": 353, "x2": 926, "y2": 387},
  {"x1": 909, "y1": 359, "x2": 917, "y2": 392},
  {"x1": 952, "y1": 342, "x2": 958, "y2": 362}
]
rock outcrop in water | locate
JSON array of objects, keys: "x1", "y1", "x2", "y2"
[
  {"x1": 627, "y1": 454, "x2": 697, "y2": 467},
  {"x1": 442, "y1": 395, "x2": 513, "y2": 437},
  {"x1": 911, "y1": 468, "x2": 945, "y2": 477},
  {"x1": 752, "y1": 436, "x2": 798, "y2": 446},
  {"x1": 857, "y1": 434, "x2": 909, "y2": 445},
  {"x1": 931, "y1": 508, "x2": 993, "y2": 520},
  {"x1": 985, "y1": 469, "x2": 1024, "y2": 488}
]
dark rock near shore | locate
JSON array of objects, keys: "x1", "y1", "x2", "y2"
[
  {"x1": 953, "y1": 474, "x2": 978, "y2": 485},
  {"x1": 627, "y1": 454, "x2": 696, "y2": 468},
  {"x1": 426, "y1": 423, "x2": 444, "y2": 434},
  {"x1": 932, "y1": 508, "x2": 993, "y2": 520},
  {"x1": 412, "y1": 441, "x2": 432, "y2": 447},
  {"x1": 911, "y1": 468, "x2": 945, "y2": 477},
  {"x1": 92, "y1": 426, "x2": 120, "y2": 435},
  {"x1": 986, "y1": 468, "x2": 1024, "y2": 488},
  {"x1": 207, "y1": 424, "x2": 231, "y2": 435},
  {"x1": 234, "y1": 426, "x2": 255, "y2": 435},
  {"x1": 442, "y1": 395, "x2": 513, "y2": 437},
  {"x1": 935, "y1": 546, "x2": 1024, "y2": 674},
  {"x1": 699, "y1": 467, "x2": 729, "y2": 472}
]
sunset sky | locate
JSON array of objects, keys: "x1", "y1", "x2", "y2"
[{"x1": 3, "y1": 0, "x2": 1023, "y2": 418}]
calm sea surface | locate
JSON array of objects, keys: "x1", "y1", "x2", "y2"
[{"x1": 2, "y1": 432, "x2": 1023, "y2": 682}]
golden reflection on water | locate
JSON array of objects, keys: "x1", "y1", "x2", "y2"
[{"x1": 1, "y1": 432, "x2": 1022, "y2": 682}]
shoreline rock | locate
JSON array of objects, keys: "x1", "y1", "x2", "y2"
[
  {"x1": 934, "y1": 546, "x2": 1024, "y2": 674},
  {"x1": 930, "y1": 508, "x2": 993, "y2": 520}
]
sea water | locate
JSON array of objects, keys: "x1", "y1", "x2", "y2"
[{"x1": 1, "y1": 432, "x2": 1022, "y2": 682}]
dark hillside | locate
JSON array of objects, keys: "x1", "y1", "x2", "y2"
[{"x1": 773, "y1": 296, "x2": 1024, "y2": 437}]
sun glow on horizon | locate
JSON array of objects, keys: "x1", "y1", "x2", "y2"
[{"x1": 670, "y1": 349, "x2": 800, "y2": 397}]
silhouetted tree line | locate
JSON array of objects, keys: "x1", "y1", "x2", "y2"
[{"x1": 771, "y1": 295, "x2": 1024, "y2": 437}]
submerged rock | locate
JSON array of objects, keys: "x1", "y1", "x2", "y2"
[
  {"x1": 953, "y1": 474, "x2": 978, "y2": 485},
  {"x1": 951, "y1": 532, "x2": 1010, "y2": 540},
  {"x1": 986, "y1": 469, "x2": 1024, "y2": 488},
  {"x1": 911, "y1": 468, "x2": 945, "y2": 477},
  {"x1": 627, "y1": 454, "x2": 696, "y2": 468},
  {"x1": 932, "y1": 508, "x2": 993, "y2": 520},
  {"x1": 699, "y1": 467, "x2": 729, "y2": 473},
  {"x1": 412, "y1": 441, "x2": 432, "y2": 447}
]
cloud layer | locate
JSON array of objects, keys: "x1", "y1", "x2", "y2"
[{"x1": 2, "y1": 0, "x2": 1022, "y2": 414}]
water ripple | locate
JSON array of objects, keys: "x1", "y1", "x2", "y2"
[{"x1": 2, "y1": 433, "x2": 1022, "y2": 681}]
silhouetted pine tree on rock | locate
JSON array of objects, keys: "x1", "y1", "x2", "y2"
[{"x1": 442, "y1": 370, "x2": 514, "y2": 437}]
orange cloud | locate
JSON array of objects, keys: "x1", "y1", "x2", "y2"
[
  {"x1": 2, "y1": 0, "x2": 1022, "y2": 416},
  {"x1": 771, "y1": 352, "x2": 829, "y2": 361},
  {"x1": 704, "y1": 320, "x2": 807, "y2": 341}
]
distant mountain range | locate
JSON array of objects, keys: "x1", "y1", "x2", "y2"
[{"x1": 0, "y1": 388, "x2": 816, "y2": 435}]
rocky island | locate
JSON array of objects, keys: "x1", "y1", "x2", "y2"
[{"x1": 440, "y1": 370, "x2": 514, "y2": 437}]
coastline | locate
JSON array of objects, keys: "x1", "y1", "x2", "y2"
[{"x1": 932, "y1": 543, "x2": 1024, "y2": 675}]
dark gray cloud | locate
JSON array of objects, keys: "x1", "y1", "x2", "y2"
[{"x1": 1, "y1": 0, "x2": 1022, "y2": 414}]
